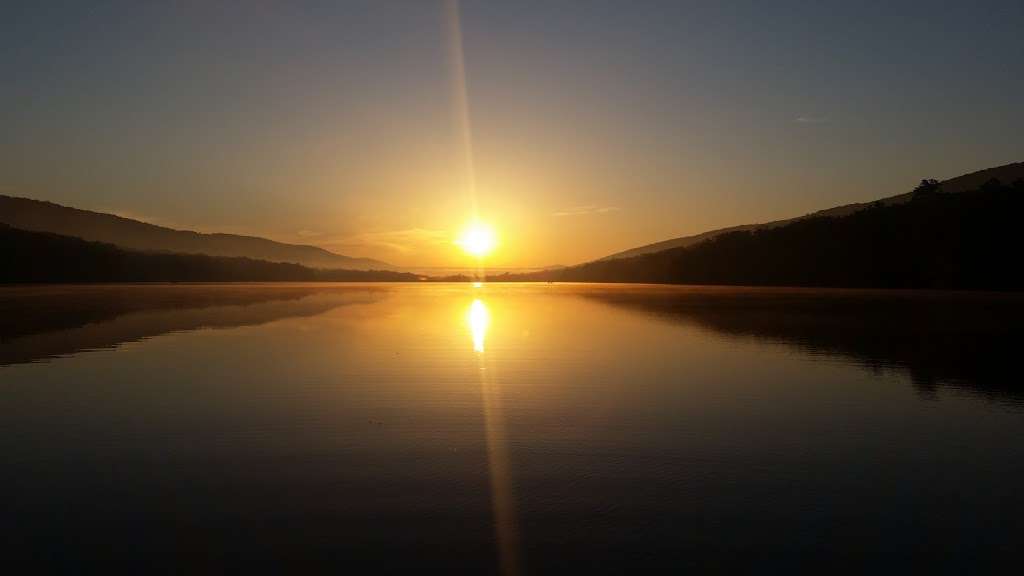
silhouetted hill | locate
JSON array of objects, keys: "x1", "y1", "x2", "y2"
[
  {"x1": 0, "y1": 225, "x2": 418, "y2": 283},
  {"x1": 498, "y1": 178, "x2": 1024, "y2": 290},
  {"x1": 0, "y1": 194, "x2": 393, "y2": 270},
  {"x1": 601, "y1": 162, "x2": 1024, "y2": 261}
]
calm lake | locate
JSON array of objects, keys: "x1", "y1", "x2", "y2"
[{"x1": 2, "y1": 283, "x2": 1022, "y2": 573}]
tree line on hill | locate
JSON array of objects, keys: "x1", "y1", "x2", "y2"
[
  {"x1": 0, "y1": 225, "x2": 419, "y2": 283},
  {"x1": 496, "y1": 178, "x2": 1024, "y2": 290}
]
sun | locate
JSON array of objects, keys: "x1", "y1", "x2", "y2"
[{"x1": 457, "y1": 221, "x2": 497, "y2": 257}]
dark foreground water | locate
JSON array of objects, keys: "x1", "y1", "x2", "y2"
[{"x1": 2, "y1": 283, "x2": 1022, "y2": 573}]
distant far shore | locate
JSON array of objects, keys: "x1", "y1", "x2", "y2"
[{"x1": 3, "y1": 178, "x2": 1023, "y2": 291}]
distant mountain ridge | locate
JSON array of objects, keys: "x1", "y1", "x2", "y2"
[
  {"x1": 0, "y1": 224, "x2": 417, "y2": 283},
  {"x1": 599, "y1": 161, "x2": 1024, "y2": 262},
  {"x1": 0, "y1": 194, "x2": 393, "y2": 270},
  {"x1": 496, "y1": 172, "x2": 1024, "y2": 290}
]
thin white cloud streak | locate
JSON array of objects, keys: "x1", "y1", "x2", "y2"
[
  {"x1": 795, "y1": 115, "x2": 830, "y2": 124},
  {"x1": 553, "y1": 205, "x2": 621, "y2": 217},
  {"x1": 321, "y1": 228, "x2": 450, "y2": 255}
]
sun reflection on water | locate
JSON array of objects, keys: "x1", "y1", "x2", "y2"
[
  {"x1": 464, "y1": 295, "x2": 520, "y2": 574},
  {"x1": 468, "y1": 299, "x2": 490, "y2": 353}
]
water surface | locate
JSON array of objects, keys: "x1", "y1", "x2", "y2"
[{"x1": 2, "y1": 283, "x2": 1022, "y2": 573}]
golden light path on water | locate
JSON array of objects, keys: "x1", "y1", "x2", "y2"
[
  {"x1": 465, "y1": 294, "x2": 520, "y2": 575},
  {"x1": 469, "y1": 299, "x2": 490, "y2": 353}
]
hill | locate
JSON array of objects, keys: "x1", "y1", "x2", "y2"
[
  {"x1": 0, "y1": 195, "x2": 393, "y2": 270},
  {"x1": 497, "y1": 177, "x2": 1024, "y2": 290},
  {"x1": 600, "y1": 162, "x2": 1024, "y2": 261},
  {"x1": 0, "y1": 225, "x2": 418, "y2": 283}
]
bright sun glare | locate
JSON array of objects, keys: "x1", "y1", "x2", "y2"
[{"x1": 457, "y1": 221, "x2": 497, "y2": 257}]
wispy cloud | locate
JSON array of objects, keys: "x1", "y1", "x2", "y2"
[
  {"x1": 553, "y1": 205, "x2": 621, "y2": 217},
  {"x1": 795, "y1": 115, "x2": 830, "y2": 124},
  {"x1": 323, "y1": 228, "x2": 450, "y2": 255}
]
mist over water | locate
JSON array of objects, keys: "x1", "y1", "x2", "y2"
[{"x1": 2, "y1": 283, "x2": 1021, "y2": 573}]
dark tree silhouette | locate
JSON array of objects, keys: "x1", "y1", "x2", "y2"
[
  {"x1": 0, "y1": 226, "x2": 420, "y2": 283},
  {"x1": 911, "y1": 178, "x2": 941, "y2": 199},
  {"x1": 499, "y1": 179, "x2": 1024, "y2": 291}
]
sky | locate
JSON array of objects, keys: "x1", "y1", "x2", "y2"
[{"x1": 2, "y1": 0, "x2": 1022, "y2": 268}]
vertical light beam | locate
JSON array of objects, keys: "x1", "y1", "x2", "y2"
[
  {"x1": 445, "y1": 0, "x2": 479, "y2": 219},
  {"x1": 445, "y1": 0, "x2": 490, "y2": 281}
]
